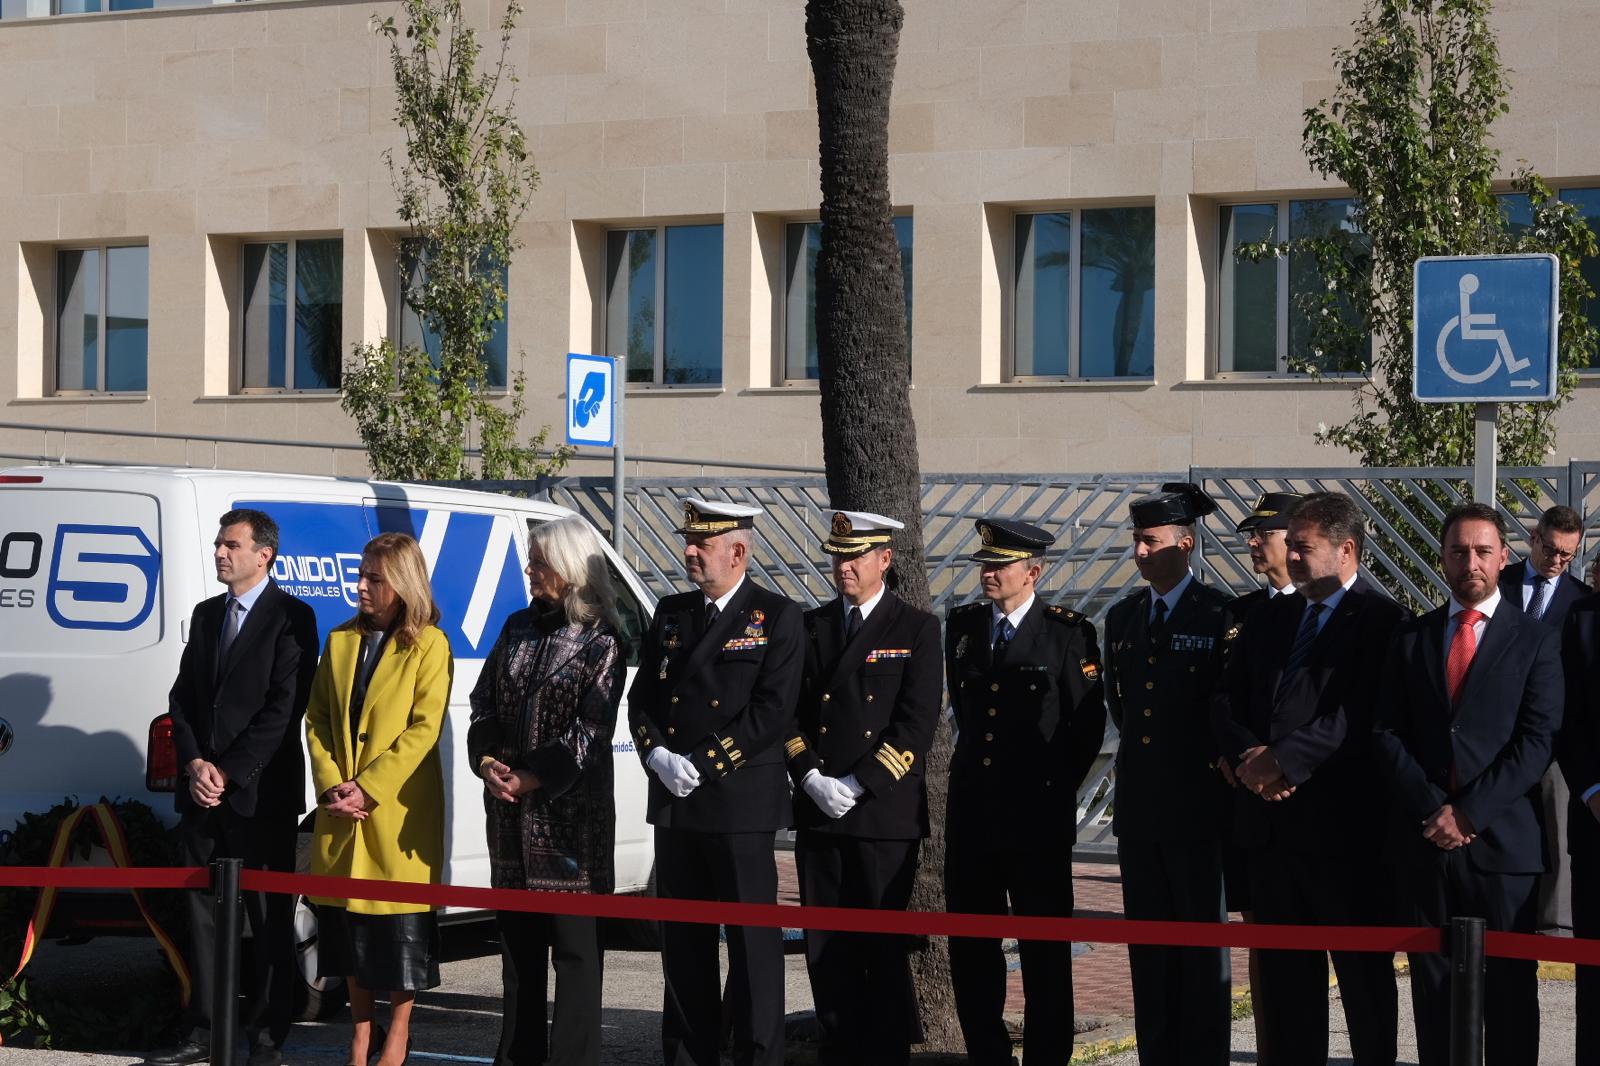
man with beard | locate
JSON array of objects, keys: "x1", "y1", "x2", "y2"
[
  {"x1": 784, "y1": 510, "x2": 942, "y2": 1066},
  {"x1": 1374, "y1": 502, "x2": 1560, "y2": 1066},
  {"x1": 1103, "y1": 483, "x2": 1233, "y2": 1066},
  {"x1": 1214, "y1": 492, "x2": 1407, "y2": 1064}
]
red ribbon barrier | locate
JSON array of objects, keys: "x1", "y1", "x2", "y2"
[{"x1": 7, "y1": 865, "x2": 1600, "y2": 967}]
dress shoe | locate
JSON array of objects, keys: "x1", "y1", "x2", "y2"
[
  {"x1": 246, "y1": 1038, "x2": 284, "y2": 1066},
  {"x1": 143, "y1": 1039, "x2": 208, "y2": 1066}
]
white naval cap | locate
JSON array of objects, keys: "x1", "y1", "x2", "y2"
[
  {"x1": 675, "y1": 497, "x2": 764, "y2": 535},
  {"x1": 821, "y1": 509, "x2": 905, "y2": 555}
]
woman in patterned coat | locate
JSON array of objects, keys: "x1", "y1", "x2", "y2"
[{"x1": 467, "y1": 516, "x2": 627, "y2": 1066}]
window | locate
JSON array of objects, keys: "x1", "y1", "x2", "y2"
[
  {"x1": 56, "y1": 245, "x2": 147, "y2": 394},
  {"x1": 396, "y1": 241, "x2": 509, "y2": 389},
  {"x1": 1217, "y1": 198, "x2": 1370, "y2": 375},
  {"x1": 241, "y1": 239, "x2": 342, "y2": 391},
  {"x1": 1501, "y1": 188, "x2": 1600, "y2": 371},
  {"x1": 605, "y1": 224, "x2": 723, "y2": 387},
  {"x1": 782, "y1": 217, "x2": 914, "y2": 381},
  {"x1": 1013, "y1": 207, "x2": 1155, "y2": 379}
]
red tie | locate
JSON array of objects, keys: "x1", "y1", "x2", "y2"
[{"x1": 1446, "y1": 608, "x2": 1485, "y2": 704}]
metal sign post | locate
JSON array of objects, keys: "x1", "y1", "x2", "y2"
[
  {"x1": 1413, "y1": 254, "x2": 1559, "y2": 503},
  {"x1": 565, "y1": 352, "x2": 626, "y2": 554}
]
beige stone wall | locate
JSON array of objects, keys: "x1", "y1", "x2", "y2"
[{"x1": 2, "y1": 0, "x2": 1597, "y2": 478}]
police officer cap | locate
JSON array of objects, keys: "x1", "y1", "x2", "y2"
[
  {"x1": 1128, "y1": 482, "x2": 1219, "y2": 529},
  {"x1": 675, "y1": 497, "x2": 763, "y2": 535},
  {"x1": 1236, "y1": 491, "x2": 1304, "y2": 534},
  {"x1": 970, "y1": 517, "x2": 1054, "y2": 563},
  {"x1": 822, "y1": 509, "x2": 904, "y2": 556}
]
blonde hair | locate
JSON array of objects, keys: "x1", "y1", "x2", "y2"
[
  {"x1": 528, "y1": 517, "x2": 622, "y2": 632},
  {"x1": 353, "y1": 532, "x2": 439, "y2": 648}
]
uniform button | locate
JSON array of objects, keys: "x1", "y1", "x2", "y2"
[
  {"x1": 1144, "y1": 681, "x2": 1154, "y2": 690},
  {"x1": 710, "y1": 699, "x2": 720, "y2": 708},
  {"x1": 863, "y1": 730, "x2": 873, "y2": 738},
  {"x1": 1143, "y1": 708, "x2": 1152, "y2": 717},
  {"x1": 358, "y1": 732, "x2": 368, "y2": 742},
  {"x1": 990, "y1": 683, "x2": 1000, "y2": 692},
  {"x1": 961, "y1": 680, "x2": 968, "y2": 688},
  {"x1": 1148, "y1": 656, "x2": 1156, "y2": 665},
  {"x1": 667, "y1": 727, "x2": 676, "y2": 735},
  {"x1": 1044, "y1": 780, "x2": 1052, "y2": 787},
  {"x1": 671, "y1": 696, "x2": 680, "y2": 704},
  {"x1": 823, "y1": 693, "x2": 831, "y2": 702},
  {"x1": 820, "y1": 726, "x2": 829, "y2": 734},
  {"x1": 987, "y1": 708, "x2": 998, "y2": 717},
  {"x1": 1189, "y1": 665, "x2": 1196, "y2": 673},
  {"x1": 982, "y1": 757, "x2": 992, "y2": 766},
  {"x1": 1029, "y1": 684, "x2": 1037, "y2": 692},
  {"x1": 1141, "y1": 736, "x2": 1151, "y2": 745},
  {"x1": 866, "y1": 694, "x2": 874, "y2": 702},
  {"x1": 984, "y1": 733, "x2": 993, "y2": 742}
]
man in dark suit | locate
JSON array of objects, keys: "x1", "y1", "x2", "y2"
[
  {"x1": 1560, "y1": 592, "x2": 1600, "y2": 1064},
  {"x1": 628, "y1": 498, "x2": 804, "y2": 1066},
  {"x1": 147, "y1": 509, "x2": 318, "y2": 1066},
  {"x1": 1500, "y1": 504, "x2": 1586, "y2": 938},
  {"x1": 1375, "y1": 502, "x2": 1561, "y2": 1066},
  {"x1": 1215, "y1": 492, "x2": 1407, "y2": 1065},
  {"x1": 943, "y1": 517, "x2": 1104, "y2": 1066},
  {"x1": 1103, "y1": 484, "x2": 1232, "y2": 1066},
  {"x1": 783, "y1": 510, "x2": 941, "y2": 1066}
]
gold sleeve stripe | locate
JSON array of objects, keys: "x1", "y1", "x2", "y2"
[
  {"x1": 875, "y1": 748, "x2": 905, "y2": 779},
  {"x1": 784, "y1": 736, "x2": 807, "y2": 758}
]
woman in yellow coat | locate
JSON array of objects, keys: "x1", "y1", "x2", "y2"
[{"x1": 305, "y1": 532, "x2": 452, "y2": 1066}]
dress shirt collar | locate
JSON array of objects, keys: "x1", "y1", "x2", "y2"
[
  {"x1": 1449, "y1": 587, "x2": 1502, "y2": 623},
  {"x1": 1267, "y1": 581, "x2": 1295, "y2": 597},
  {"x1": 1148, "y1": 572, "x2": 1194, "y2": 620},
  {"x1": 845, "y1": 582, "x2": 888, "y2": 623},
  {"x1": 703, "y1": 574, "x2": 746, "y2": 614},
  {"x1": 230, "y1": 572, "x2": 270, "y2": 613},
  {"x1": 991, "y1": 593, "x2": 1037, "y2": 634}
]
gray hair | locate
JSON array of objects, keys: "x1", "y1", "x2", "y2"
[{"x1": 528, "y1": 517, "x2": 622, "y2": 631}]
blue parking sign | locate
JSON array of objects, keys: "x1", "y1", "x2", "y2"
[
  {"x1": 566, "y1": 353, "x2": 616, "y2": 448},
  {"x1": 1413, "y1": 254, "x2": 1558, "y2": 403}
]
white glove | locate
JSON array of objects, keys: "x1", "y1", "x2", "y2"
[
  {"x1": 801, "y1": 768, "x2": 858, "y2": 819},
  {"x1": 646, "y1": 747, "x2": 702, "y2": 798}
]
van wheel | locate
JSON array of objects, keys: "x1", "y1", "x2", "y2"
[{"x1": 292, "y1": 895, "x2": 347, "y2": 1022}]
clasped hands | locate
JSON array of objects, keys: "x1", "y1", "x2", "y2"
[
  {"x1": 646, "y1": 747, "x2": 702, "y2": 798},
  {"x1": 186, "y1": 758, "x2": 229, "y2": 808},
  {"x1": 1422, "y1": 803, "x2": 1475, "y2": 850},
  {"x1": 321, "y1": 780, "x2": 372, "y2": 820},
  {"x1": 1217, "y1": 745, "x2": 1296, "y2": 802},
  {"x1": 801, "y1": 769, "x2": 865, "y2": 819},
  {"x1": 479, "y1": 757, "x2": 541, "y2": 803}
]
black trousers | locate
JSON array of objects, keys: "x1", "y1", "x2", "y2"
[
  {"x1": 945, "y1": 838, "x2": 1074, "y2": 1066},
  {"x1": 654, "y1": 827, "x2": 783, "y2": 1066},
  {"x1": 494, "y1": 911, "x2": 603, "y2": 1066},
  {"x1": 1116, "y1": 835, "x2": 1230, "y2": 1066},
  {"x1": 1571, "y1": 837, "x2": 1600, "y2": 1066},
  {"x1": 1400, "y1": 848, "x2": 1538, "y2": 1066},
  {"x1": 176, "y1": 804, "x2": 297, "y2": 1046},
  {"x1": 1249, "y1": 846, "x2": 1397, "y2": 1066},
  {"x1": 795, "y1": 833, "x2": 920, "y2": 1066}
]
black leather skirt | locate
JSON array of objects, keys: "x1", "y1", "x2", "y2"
[{"x1": 317, "y1": 906, "x2": 441, "y2": 992}]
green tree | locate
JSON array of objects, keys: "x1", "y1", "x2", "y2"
[
  {"x1": 343, "y1": 0, "x2": 572, "y2": 481},
  {"x1": 1243, "y1": 0, "x2": 1597, "y2": 468},
  {"x1": 806, "y1": 0, "x2": 960, "y2": 1050}
]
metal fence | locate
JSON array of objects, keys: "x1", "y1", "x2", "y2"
[{"x1": 511, "y1": 464, "x2": 1600, "y2": 842}]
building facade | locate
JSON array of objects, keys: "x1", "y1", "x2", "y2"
[{"x1": 2, "y1": 0, "x2": 1597, "y2": 477}]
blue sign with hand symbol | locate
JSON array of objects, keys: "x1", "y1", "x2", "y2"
[{"x1": 566, "y1": 353, "x2": 616, "y2": 447}]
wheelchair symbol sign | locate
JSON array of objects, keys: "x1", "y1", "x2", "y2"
[{"x1": 1414, "y1": 254, "x2": 1558, "y2": 403}]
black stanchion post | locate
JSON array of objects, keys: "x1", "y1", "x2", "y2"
[
  {"x1": 209, "y1": 858, "x2": 243, "y2": 1066},
  {"x1": 1448, "y1": 915, "x2": 1486, "y2": 1066}
]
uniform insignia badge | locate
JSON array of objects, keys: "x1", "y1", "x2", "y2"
[
  {"x1": 865, "y1": 648, "x2": 912, "y2": 662},
  {"x1": 659, "y1": 656, "x2": 670, "y2": 680},
  {"x1": 1224, "y1": 624, "x2": 1241, "y2": 642},
  {"x1": 1080, "y1": 660, "x2": 1101, "y2": 682},
  {"x1": 745, "y1": 609, "x2": 766, "y2": 638},
  {"x1": 831, "y1": 512, "x2": 852, "y2": 535},
  {"x1": 979, "y1": 523, "x2": 995, "y2": 546},
  {"x1": 955, "y1": 634, "x2": 969, "y2": 659},
  {"x1": 662, "y1": 619, "x2": 682, "y2": 649}
]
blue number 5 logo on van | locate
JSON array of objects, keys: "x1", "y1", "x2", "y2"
[{"x1": 46, "y1": 525, "x2": 161, "y2": 631}]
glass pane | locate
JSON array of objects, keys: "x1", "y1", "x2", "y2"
[
  {"x1": 1561, "y1": 187, "x2": 1600, "y2": 370},
  {"x1": 397, "y1": 240, "x2": 506, "y2": 385},
  {"x1": 1013, "y1": 213, "x2": 1070, "y2": 377},
  {"x1": 606, "y1": 230, "x2": 657, "y2": 384},
  {"x1": 783, "y1": 222, "x2": 820, "y2": 380},
  {"x1": 483, "y1": 256, "x2": 509, "y2": 389},
  {"x1": 54, "y1": 0, "x2": 100, "y2": 12},
  {"x1": 1498, "y1": 193, "x2": 1533, "y2": 238},
  {"x1": 1288, "y1": 198, "x2": 1369, "y2": 372},
  {"x1": 104, "y1": 245, "x2": 148, "y2": 392},
  {"x1": 242, "y1": 243, "x2": 287, "y2": 389},
  {"x1": 110, "y1": 0, "x2": 153, "y2": 9},
  {"x1": 895, "y1": 215, "x2": 914, "y2": 361},
  {"x1": 1218, "y1": 204, "x2": 1278, "y2": 372},
  {"x1": 293, "y1": 239, "x2": 342, "y2": 390},
  {"x1": 1080, "y1": 206, "x2": 1155, "y2": 378},
  {"x1": 56, "y1": 249, "x2": 99, "y2": 392},
  {"x1": 663, "y1": 224, "x2": 722, "y2": 386}
]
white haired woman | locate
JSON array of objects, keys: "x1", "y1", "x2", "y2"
[{"x1": 467, "y1": 517, "x2": 626, "y2": 1066}]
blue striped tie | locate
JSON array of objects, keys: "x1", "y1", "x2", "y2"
[{"x1": 1282, "y1": 602, "x2": 1326, "y2": 674}]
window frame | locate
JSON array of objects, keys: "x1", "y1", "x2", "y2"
[
  {"x1": 52, "y1": 241, "x2": 148, "y2": 397},
  {"x1": 1213, "y1": 197, "x2": 1373, "y2": 379},
  {"x1": 777, "y1": 215, "x2": 914, "y2": 385},
  {"x1": 238, "y1": 236, "x2": 343, "y2": 395},
  {"x1": 1008, "y1": 204, "x2": 1157, "y2": 382},
  {"x1": 603, "y1": 222, "x2": 725, "y2": 389}
]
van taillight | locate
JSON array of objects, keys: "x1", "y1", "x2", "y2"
[
  {"x1": 147, "y1": 714, "x2": 177, "y2": 792},
  {"x1": 0, "y1": 475, "x2": 42, "y2": 483}
]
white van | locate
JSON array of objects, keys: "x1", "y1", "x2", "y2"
[{"x1": 0, "y1": 465, "x2": 657, "y2": 1010}]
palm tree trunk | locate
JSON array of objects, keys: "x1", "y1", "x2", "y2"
[{"x1": 806, "y1": 0, "x2": 962, "y2": 1052}]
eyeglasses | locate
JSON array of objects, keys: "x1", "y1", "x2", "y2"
[{"x1": 1532, "y1": 533, "x2": 1579, "y2": 562}]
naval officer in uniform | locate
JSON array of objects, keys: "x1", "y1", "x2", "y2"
[
  {"x1": 1104, "y1": 483, "x2": 1233, "y2": 1066},
  {"x1": 784, "y1": 510, "x2": 943, "y2": 1066},
  {"x1": 627, "y1": 498, "x2": 804, "y2": 1066},
  {"x1": 944, "y1": 518, "x2": 1107, "y2": 1066}
]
